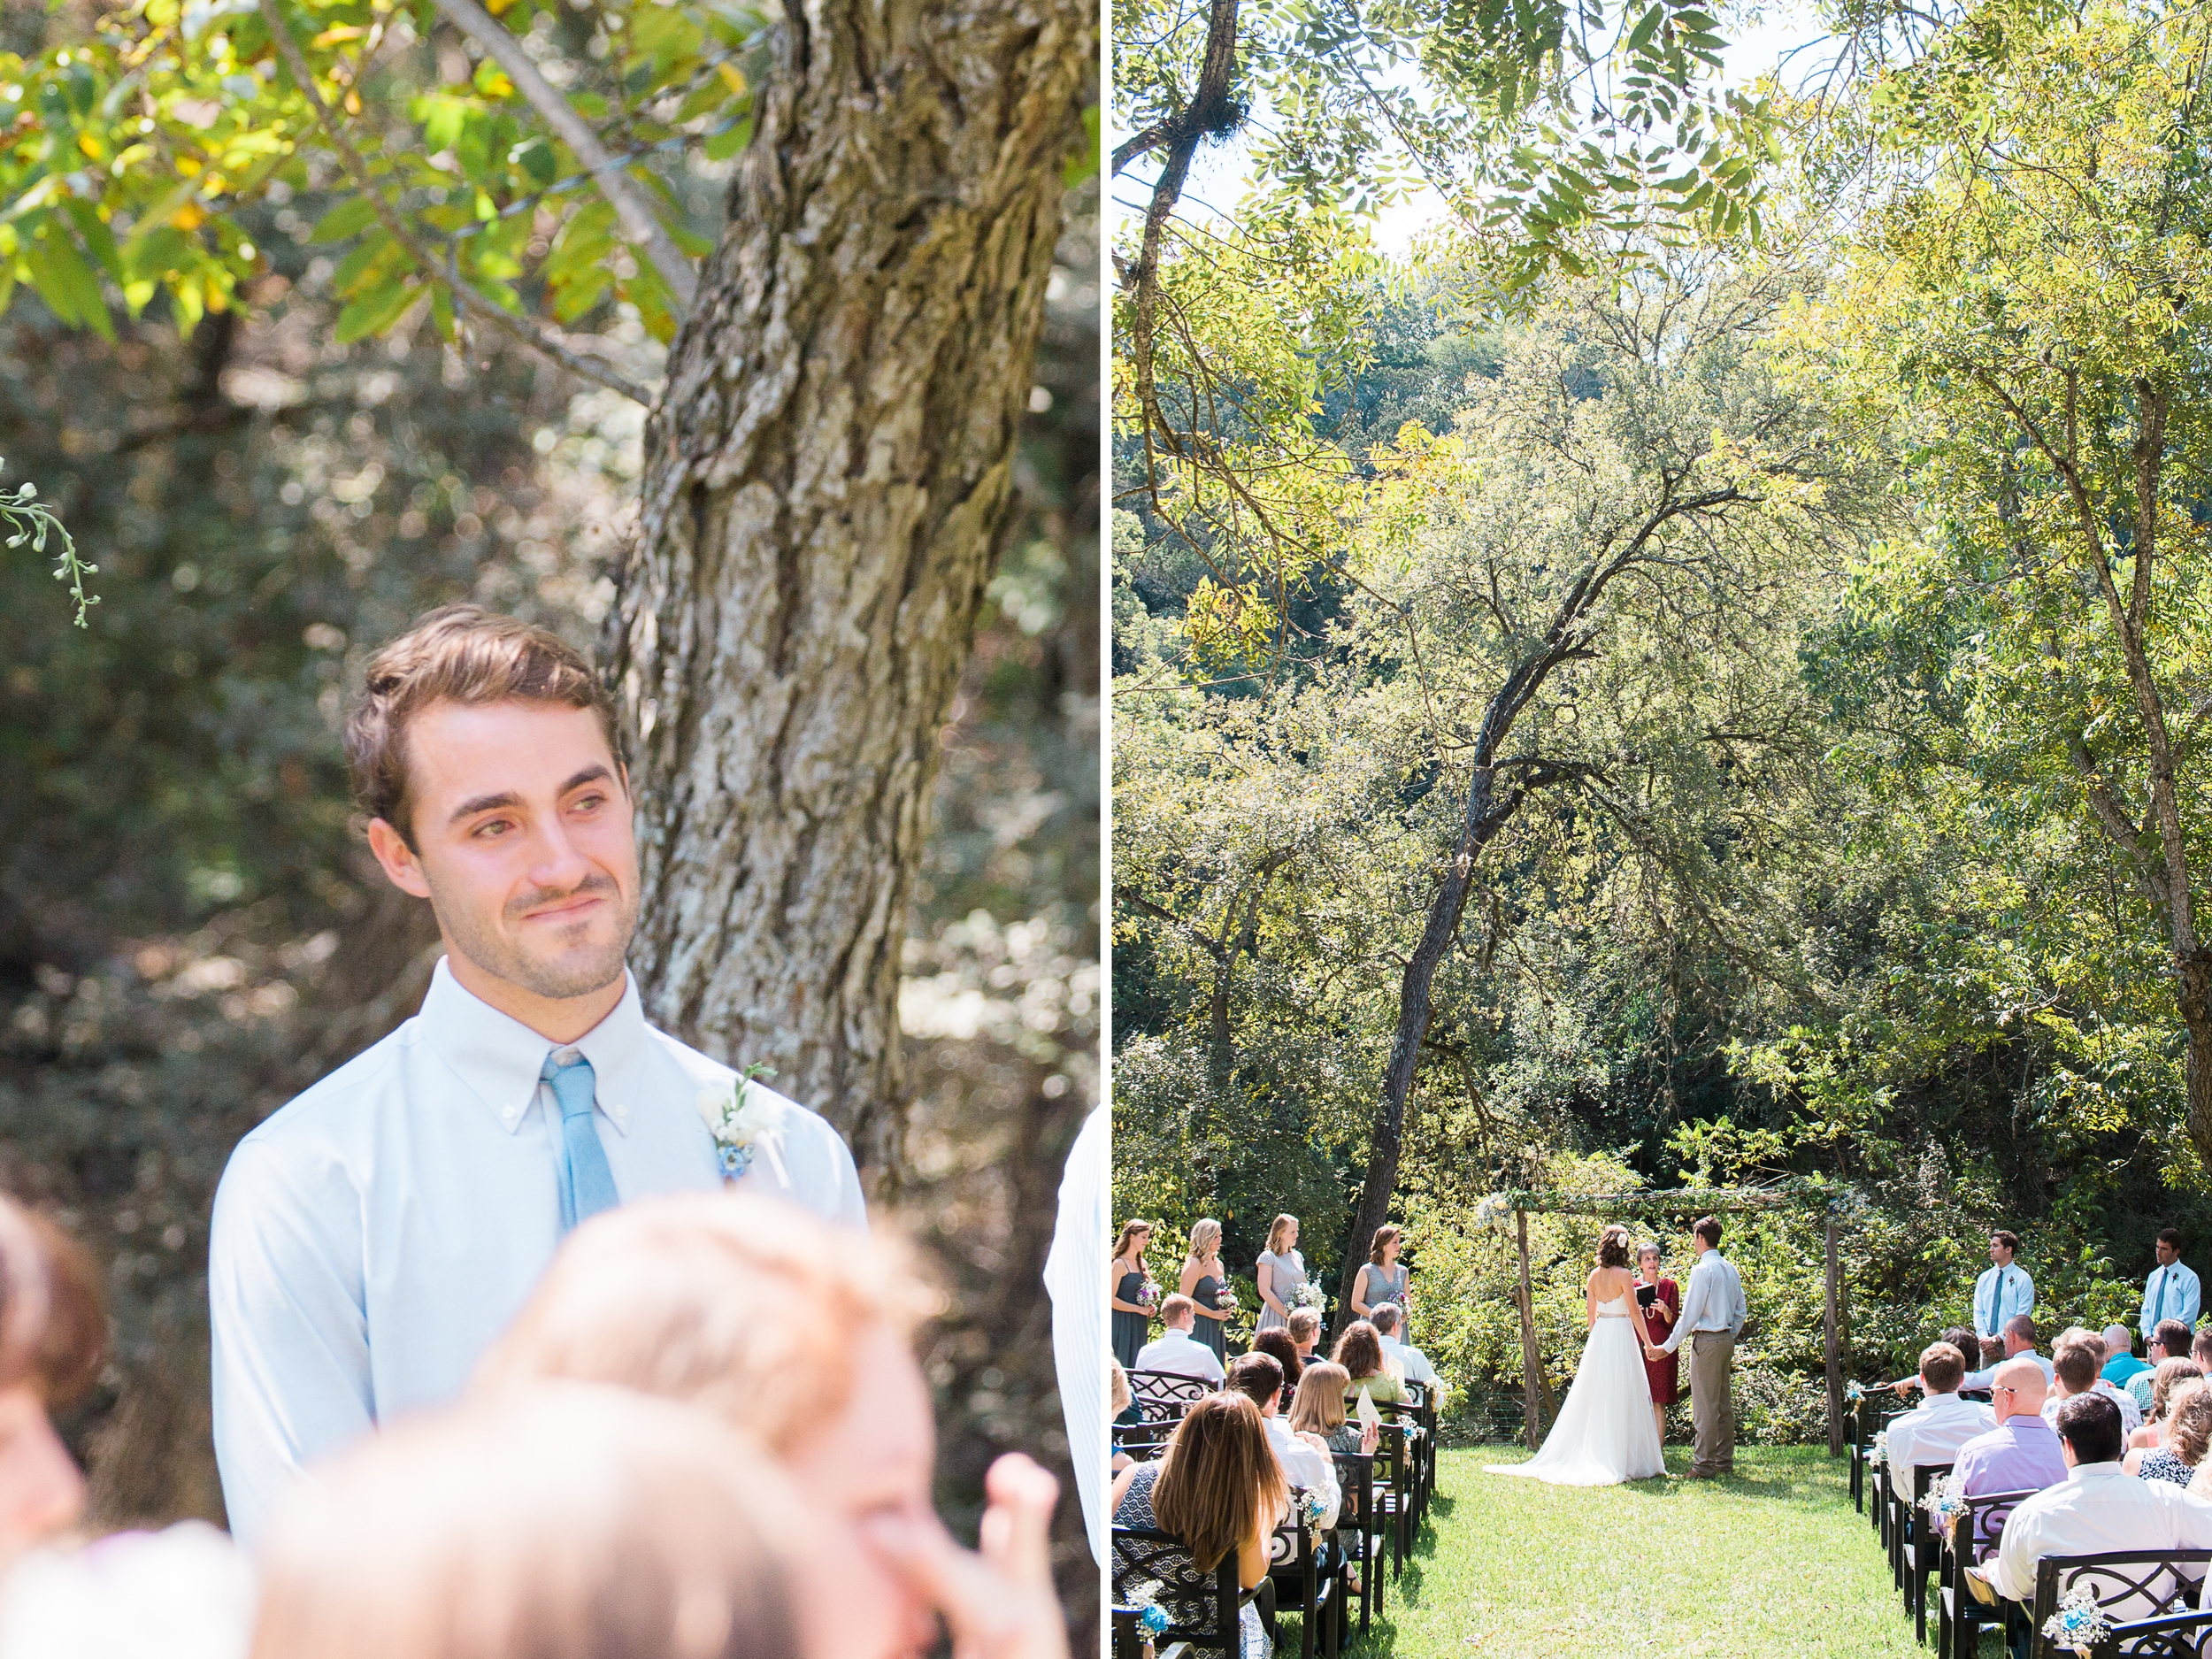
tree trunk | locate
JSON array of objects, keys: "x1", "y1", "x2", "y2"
[{"x1": 609, "y1": 0, "x2": 1093, "y2": 1189}]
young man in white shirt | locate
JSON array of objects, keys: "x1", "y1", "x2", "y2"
[
  {"x1": 209, "y1": 608, "x2": 865, "y2": 1547},
  {"x1": 1133, "y1": 1295, "x2": 1226, "y2": 1384},
  {"x1": 1225, "y1": 1351, "x2": 1341, "y2": 1529},
  {"x1": 2141, "y1": 1228, "x2": 2202, "y2": 1346},
  {"x1": 2040, "y1": 1330, "x2": 2144, "y2": 1436},
  {"x1": 1979, "y1": 1392, "x2": 2212, "y2": 1608},
  {"x1": 1886, "y1": 1341, "x2": 1995, "y2": 1502}
]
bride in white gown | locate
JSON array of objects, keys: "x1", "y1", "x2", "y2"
[{"x1": 1488, "y1": 1225, "x2": 1666, "y2": 1485}]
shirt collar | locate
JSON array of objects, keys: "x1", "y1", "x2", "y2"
[
  {"x1": 2068, "y1": 1461, "x2": 2131, "y2": 1486},
  {"x1": 413, "y1": 956, "x2": 648, "y2": 1136}
]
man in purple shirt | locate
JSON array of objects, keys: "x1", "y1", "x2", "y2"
[{"x1": 1951, "y1": 1355, "x2": 2069, "y2": 1560}]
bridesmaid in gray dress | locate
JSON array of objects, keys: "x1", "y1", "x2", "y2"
[
  {"x1": 1256, "y1": 1212, "x2": 1307, "y2": 1333},
  {"x1": 1350, "y1": 1223, "x2": 1411, "y2": 1335},
  {"x1": 1179, "y1": 1217, "x2": 1231, "y2": 1363}
]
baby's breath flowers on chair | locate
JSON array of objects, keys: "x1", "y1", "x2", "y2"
[
  {"x1": 2041, "y1": 1587, "x2": 2114, "y2": 1656},
  {"x1": 1919, "y1": 1473, "x2": 1964, "y2": 1539}
]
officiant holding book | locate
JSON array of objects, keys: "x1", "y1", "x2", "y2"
[{"x1": 1634, "y1": 1241, "x2": 1680, "y2": 1445}]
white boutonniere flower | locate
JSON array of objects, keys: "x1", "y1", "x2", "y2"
[{"x1": 695, "y1": 1067, "x2": 787, "y2": 1181}]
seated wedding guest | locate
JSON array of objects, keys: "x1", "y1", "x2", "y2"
[
  {"x1": 1977, "y1": 1393, "x2": 2212, "y2": 1610},
  {"x1": 2142, "y1": 1228, "x2": 2201, "y2": 1345},
  {"x1": 1110, "y1": 1393, "x2": 1286, "y2": 1659},
  {"x1": 2103, "y1": 1324, "x2": 2151, "y2": 1389},
  {"x1": 1895, "y1": 1320, "x2": 2032, "y2": 1394},
  {"x1": 2126, "y1": 1359, "x2": 2203, "y2": 1452},
  {"x1": 2038, "y1": 1329, "x2": 2144, "y2": 1435},
  {"x1": 474, "y1": 1193, "x2": 1067, "y2": 1659},
  {"x1": 1952, "y1": 1356, "x2": 2067, "y2": 1561},
  {"x1": 1285, "y1": 1363, "x2": 1379, "y2": 1594},
  {"x1": 2131, "y1": 1379, "x2": 2211, "y2": 1486},
  {"x1": 1134, "y1": 1296, "x2": 1227, "y2": 1385},
  {"x1": 2131, "y1": 1321, "x2": 2195, "y2": 1415},
  {"x1": 2194, "y1": 1326, "x2": 2212, "y2": 1371},
  {"x1": 1225, "y1": 1354, "x2": 1340, "y2": 1531},
  {"x1": 1332, "y1": 1321, "x2": 1405, "y2": 1408},
  {"x1": 1249, "y1": 1329, "x2": 1302, "y2": 1410},
  {"x1": 0, "y1": 1194, "x2": 257, "y2": 1659},
  {"x1": 1886, "y1": 1341, "x2": 1994, "y2": 1502},
  {"x1": 1286, "y1": 1309, "x2": 1321, "y2": 1362},
  {"x1": 1370, "y1": 1304, "x2": 1443, "y2": 1402},
  {"x1": 251, "y1": 1386, "x2": 807, "y2": 1659}
]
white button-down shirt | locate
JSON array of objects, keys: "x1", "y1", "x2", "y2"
[
  {"x1": 1380, "y1": 1334, "x2": 1440, "y2": 1392},
  {"x1": 1975, "y1": 1263, "x2": 2036, "y2": 1341},
  {"x1": 1988, "y1": 1461, "x2": 2212, "y2": 1604},
  {"x1": 1133, "y1": 1328, "x2": 1225, "y2": 1384},
  {"x1": 1888, "y1": 1391, "x2": 1996, "y2": 1499},
  {"x1": 2142, "y1": 1262, "x2": 2203, "y2": 1342},
  {"x1": 209, "y1": 958, "x2": 865, "y2": 1548},
  {"x1": 1264, "y1": 1412, "x2": 1343, "y2": 1530},
  {"x1": 1659, "y1": 1250, "x2": 1747, "y2": 1354}
]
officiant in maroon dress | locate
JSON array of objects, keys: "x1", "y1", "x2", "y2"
[{"x1": 1635, "y1": 1241, "x2": 1680, "y2": 1445}]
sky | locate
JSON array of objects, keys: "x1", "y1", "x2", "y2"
[{"x1": 1118, "y1": 0, "x2": 1836, "y2": 255}]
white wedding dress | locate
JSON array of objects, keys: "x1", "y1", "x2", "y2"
[{"x1": 1487, "y1": 1292, "x2": 1666, "y2": 1486}]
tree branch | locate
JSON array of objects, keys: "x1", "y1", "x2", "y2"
[
  {"x1": 428, "y1": 0, "x2": 700, "y2": 312},
  {"x1": 258, "y1": 0, "x2": 652, "y2": 404}
]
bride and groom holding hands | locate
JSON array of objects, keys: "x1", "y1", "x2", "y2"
[{"x1": 1491, "y1": 1217, "x2": 1747, "y2": 1486}]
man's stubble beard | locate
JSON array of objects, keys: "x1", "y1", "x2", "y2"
[{"x1": 430, "y1": 870, "x2": 639, "y2": 1002}]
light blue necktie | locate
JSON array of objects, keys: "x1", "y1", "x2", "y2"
[
  {"x1": 542, "y1": 1051, "x2": 620, "y2": 1233},
  {"x1": 2158, "y1": 1269, "x2": 2171, "y2": 1324}
]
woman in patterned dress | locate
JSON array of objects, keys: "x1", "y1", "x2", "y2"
[{"x1": 1109, "y1": 1392, "x2": 1285, "y2": 1659}]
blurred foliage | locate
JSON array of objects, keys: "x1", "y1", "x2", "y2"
[{"x1": 0, "y1": 21, "x2": 1100, "y2": 1643}]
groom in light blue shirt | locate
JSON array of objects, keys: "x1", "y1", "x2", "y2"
[
  {"x1": 2139, "y1": 1229, "x2": 2200, "y2": 1346},
  {"x1": 209, "y1": 609, "x2": 864, "y2": 1547}
]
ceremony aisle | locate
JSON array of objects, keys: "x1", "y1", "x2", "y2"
[{"x1": 1314, "y1": 1446, "x2": 1923, "y2": 1657}]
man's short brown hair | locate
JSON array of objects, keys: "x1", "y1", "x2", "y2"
[
  {"x1": 476, "y1": 1193, "x2": 932, "y2": 1457},
  {"x1": 1920, "y1": 1341, "x2": 1966, "y2": 1394},
  {"x1": 2053, "y1": 1333, "x2": 2102, "y2": 1394},
  {"x1": 1225, "y1": 1351, "x2": 1283, "y2": 1409},
  {"x1": 1159, "y1": 1294, "x2": 1197, "y2": 1325},
  {"x1": 346, "y1": 605, "x2": 622, "y2": 846},
  {"x1": 1286, "y1": 1307, "x2": 1320, "y2": 1343}
]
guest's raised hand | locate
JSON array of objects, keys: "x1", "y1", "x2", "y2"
[
  {"x1": 1359, "y1": 1417, "x2": 1379, "y2": 1456},
  {"x1": 863, "y1": 1452, "x2": 1067, "y2": 1659}
]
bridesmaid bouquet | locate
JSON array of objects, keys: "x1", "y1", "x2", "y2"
[
  {"x1": 1211, "y1": 1283, "x2": 1239, "y2": 1312},
  {"x1": 1138, "y1": 1277, "x2": 1162, "y2": 1312},
  {"x1": 1293, "y1": 1283, "x2": 1326, "y2": 1312}
]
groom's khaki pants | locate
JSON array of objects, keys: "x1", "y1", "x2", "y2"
[{"x1": 1689, "y1": 1329, "x2": 1736, "y2": 1476}]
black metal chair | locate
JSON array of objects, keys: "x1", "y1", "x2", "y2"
[
  {"x1": 1888, "y1": 1460, "x2": 1955, "y2": 1643},
  {"x1": 1266, "y1": 1490, "x2": 1344, "y2": 1659},
  {"x1": 1852, "y1": 1386, "x2": 1905, "y2": 1523},
  {"x1": 1331, "y1": 1449, "x2": 1380, "y2": 1633},
  {"x1": 1129, "y1": 1369, "x2": 1215, "y2": 1425},
  {"x1": 1116, "y1": 1419, "x2": 1178, "y2": 1462},
  {"x1": 1936, "y1": 1486, "x2": 2039, "y2": 1659},
  {"x1": 2088, "y1": 1605, "x2": 2212, "y2": 1656},
  {"x1": 1111, "y1": 1524, "x2": 1257, "y2": 1659},
  {"x1": 2024, "y1": 1549, "x2": 2212, "y2": 1659}
]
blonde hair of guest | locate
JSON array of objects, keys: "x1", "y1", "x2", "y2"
[{"x1": 251, "y1": 1385, "x2": 800, "y2": 1659}]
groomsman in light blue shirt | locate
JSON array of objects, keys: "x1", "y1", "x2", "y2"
[
  {"x1": 209, "y1": 610, "x2": 864, "y2": 1548},
  {"x1": 1974, "y1": 1231, "x2": 2035, "y2": 1348},
  {"x1": 2140, "y1": 1228, "x2": 2201, "y2": 1346}
]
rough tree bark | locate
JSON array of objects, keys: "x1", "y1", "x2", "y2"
[{"x1": 608, "y1": 0, "x2": 1094, "y2": 1188}]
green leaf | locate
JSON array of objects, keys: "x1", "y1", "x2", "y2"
[
  {"x1": 309, "y1": 197, "x2": 382, "y2": 242},
  {"x1": 61, "y1": 200, "x2": 123, "y2": 281},
  {"x1": 703, "y1": 118, "x2": 750, "y2": 161},
  {"x1": 333, "y1": 278, "x2": 421, "y2": 343}
]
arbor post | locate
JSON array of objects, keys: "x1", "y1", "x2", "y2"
[
  {"x1": 1825, "y1": 1215, "x2": 1842, "y2": 1457},
  {"x1": 1516, "y1": 1206, "x2": 1542, "y2": 1451}
]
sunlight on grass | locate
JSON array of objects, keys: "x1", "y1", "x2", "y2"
[{"x1": 1295, "y1": 1445, "x2": 1925, "y2": 1657}]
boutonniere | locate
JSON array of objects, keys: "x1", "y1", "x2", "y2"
[{"x1": 695, "y1": 1065, "x2": 787, "y2": 1180}]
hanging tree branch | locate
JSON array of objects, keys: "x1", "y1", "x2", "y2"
[
  {"x1": 428, "y1": 0, "x2": 701, "y2": 312},
  {"x1": 258, "y1": 0, "x2": 653, "y2": 404}
]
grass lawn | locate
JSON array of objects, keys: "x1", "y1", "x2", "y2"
[{"x1": 1286, "y1": 1444, "x2": 1928, "y2": 1657}]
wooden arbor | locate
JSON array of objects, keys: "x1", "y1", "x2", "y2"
[{"x1": 1495, "y1": 1185, "x2": 1850, "y2": 1455}]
